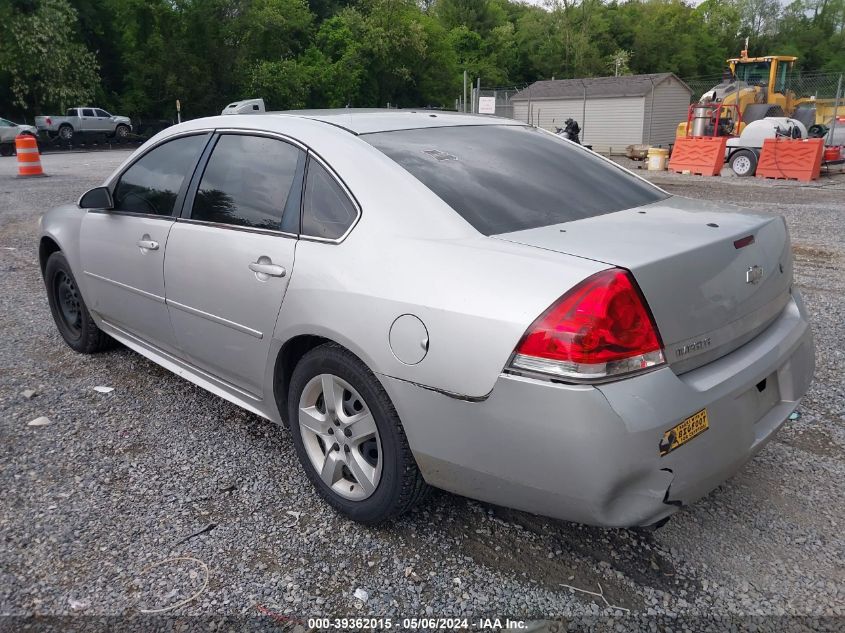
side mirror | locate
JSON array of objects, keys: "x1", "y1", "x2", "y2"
[{"x1": 79, "y1": 186, "x2": 114, "y2": 210}]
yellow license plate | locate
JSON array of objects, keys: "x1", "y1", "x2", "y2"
[{"x1": 659, "y1": 409, "x2": 709, "y2": 456}]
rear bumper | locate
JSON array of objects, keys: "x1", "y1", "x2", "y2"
[{"x1": 380, "y1": 292, "x2": 814, "y2": 527}]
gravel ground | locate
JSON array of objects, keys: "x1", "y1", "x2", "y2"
[{"x1": 1, "y1": 151, "x2": 843, "y2": 631}]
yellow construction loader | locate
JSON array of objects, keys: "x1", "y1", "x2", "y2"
[{"x1": 677, "y1": 45, "x2": 840, "y2": 138}]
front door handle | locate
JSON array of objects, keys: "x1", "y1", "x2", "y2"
[
  {"x1": 249, "y1": 261, "x2": 286, "y2": 278},
  {"x1": 137, "y1": 239, "x2": 159, "y2": 251}
]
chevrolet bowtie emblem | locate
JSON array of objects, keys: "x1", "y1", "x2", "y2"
[{"x1": 746, "y1": 265, "x2": 763, "y2": 284}]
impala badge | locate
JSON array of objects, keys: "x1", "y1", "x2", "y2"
[{"x1": 746, "y1": 265, "x2": 763, "y2": 284}]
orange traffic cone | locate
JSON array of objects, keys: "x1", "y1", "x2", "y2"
[{"x1": 15, "y1": 134, "x2": 46, "y2": 177}]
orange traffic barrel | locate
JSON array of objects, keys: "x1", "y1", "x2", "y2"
[{"x1": 15, "y1": 134, "x2": 46, "y2": 177}]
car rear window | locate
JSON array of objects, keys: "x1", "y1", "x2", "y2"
[{"x1": 362, "y1": 125, "x2": 667, "y2": 235}]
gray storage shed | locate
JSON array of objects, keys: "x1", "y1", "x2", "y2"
[{"x1": 510, "y1": 73, "x2": 692, "y2": 153}]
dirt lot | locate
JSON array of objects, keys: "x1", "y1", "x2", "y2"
[{"x1": 1, "y1": 150, "x2": 843, "y2": 630}]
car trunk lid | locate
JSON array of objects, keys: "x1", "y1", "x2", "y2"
[{"x1": 494, "y1": 196, "x2": 793, "y2": 374}]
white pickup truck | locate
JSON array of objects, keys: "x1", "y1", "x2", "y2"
[{"x1": 35, "y1": 107, "x2": 132, "y2": 141}]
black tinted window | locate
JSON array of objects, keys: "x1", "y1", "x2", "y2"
[
  {"x1": 301, "y1": 160, "x2": 358, "y2": 240},
  {"x1": 192, "y1": 135, "x2": 303, "y2": 231},
  {"x1": 113, "y1": 135, "x2": 207, "y2": 216},
  {"x1": 82, "y1": 109, "x2": 95, "y2": 117},
  {"x1": 363, "y1": 125, "x2": 667, "y2": 235},
  {"x1": 95, "y1": 109, "x2": 110, "y2": 117}
]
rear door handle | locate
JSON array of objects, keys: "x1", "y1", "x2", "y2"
[
  {"x1": 136, "y1": 239, "x2": 159, "y2": 251},
  {"x1": 249, "y1": 262, "x2": 286, "y2": 278}
]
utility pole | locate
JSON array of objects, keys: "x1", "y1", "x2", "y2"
[
  {"x1": 647, "y1": 76, "x2": 655, "y2": 145},
  {"x1": 581, "y1": 79, "x2": 587, "y2": 141},
  {"x1": 476, "y1": 77, "x2": 481, "y2": 114},
  {"x1": 463, "y1": 70, "x2": 468, "y2": 113},
  {"x1": 829, "y1": 74, "x2": 842, "y2": 147}
]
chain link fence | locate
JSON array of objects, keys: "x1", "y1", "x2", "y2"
[
  {"x1": 683, "y1": 71, "x2": 843, "y2": 101},
  {"x1": 473, "y1": 87, "x2": 527, "y2": 120},
  {"x1": 478, "y1": 72, "x2": 842, "y2": 121}
]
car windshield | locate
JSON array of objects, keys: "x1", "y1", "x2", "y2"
[{"x1": 363, "y1": 125, "x2": 667, "y2": 235}]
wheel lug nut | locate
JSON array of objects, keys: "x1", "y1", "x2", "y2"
[
  {"x1": 328, "y1": 428, "x2": 334, "y2": 435},
  {"x1": 334, "y1": 419, "x2": 340, "y2": 426},
  {"x1": 343, "y1": 428, "x2": 352, "y2": 437}
]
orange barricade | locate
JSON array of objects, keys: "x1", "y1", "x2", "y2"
[
  {"x1": 668, "y1": 136, "x2": 727, "y2": 176},
  {"x1": 15, "y1": 134, "x2": 46, "y2": 177},
  {"x1": 756, "y1": 137, "x2": 824, "y2": 182}
]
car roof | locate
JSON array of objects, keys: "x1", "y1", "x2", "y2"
[{"x1": 267, "y1": 109, "x2": 526, "y2": 135}]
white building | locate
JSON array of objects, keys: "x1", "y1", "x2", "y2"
[{"x1": 510, "y1": 73, "x2": 692, "y2": 153}]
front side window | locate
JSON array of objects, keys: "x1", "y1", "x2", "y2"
[
  {"x1": 301, "y1": 160, "x2": 358, "y2": 240},
  {"x1": 191, "y1": 134, "x2": 304, "y2": 231},
  {"x1": 736, "y1": 62, "x2": 771, "y2": 86},
  {"x1": 363, "y1": 125, "x2": 666, "y2": 236},
  {"x1": 95, "y1": 109, "x2": 110, "y2": 118},
  {"x1": 0, "y1": 119, "x2": 11, "y2": 127},
  {"x1": 775, "y1": 63, "x2": 789, "y2": 93},
  {"x1": 112, "y1": 134, "x2": 207, "y2": 216}
]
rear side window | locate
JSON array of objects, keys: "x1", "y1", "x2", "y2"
[
  {"x1": 191, "y1": 134, "x2": 304, "y2": 232},
  {"x1": 301, "y1": 159, "x2": 358, "y2": 240},
  {"x1": 113, "y1": 135, "x2": 207, "y2": 216},
  {"x1": 363, "y1": 125, "x2": 667, "y2": 235},
  {"x1": 82, "y1": 108, "x2": 95, "y2": 117}
]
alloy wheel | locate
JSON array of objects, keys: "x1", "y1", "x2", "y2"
[{"x1": 298, "y1": 373, "x2": 382, "y2": 501}]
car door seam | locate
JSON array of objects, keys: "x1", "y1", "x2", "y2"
[{"x1": 160, "y1": 215, "x2": 182, "y2": 353}]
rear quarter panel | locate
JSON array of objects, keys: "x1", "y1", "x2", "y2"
[{"x1": 275, "y1": 216, "x2": 608, "y2": 399}]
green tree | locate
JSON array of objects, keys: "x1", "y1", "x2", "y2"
[
  {"x1": 435, "y1": 0, "x2": 507, "y2": 35},
  {"x1": 0, "y1": 0, "x2": 100, "y2": 113}
]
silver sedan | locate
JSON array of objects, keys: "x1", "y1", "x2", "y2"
[
  {"x1": 39, "y1": 110, "x2": 815, "y2": 526},
  {"x1": 0, "y1": 117, "x2": 38, "y2": 155}
]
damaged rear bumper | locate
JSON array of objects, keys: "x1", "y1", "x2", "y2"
[{"x1": 379, "y1": 292, "x2": 814, "y2": 528}]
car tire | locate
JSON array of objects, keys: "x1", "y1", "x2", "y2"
[
  {"x1": 115, "y1": 125, "x2": 130, "y2": 140},
  {"x1": 58, "y1": 124, "x2": 74, "y2": 141},
  {"x1": 729, "y1": 150, "x2": 757, "y2": 177},
  {"x1": 287, "y1": 342, "x2": 430, "y2": 524},
  {"x1": 0, "y1": 143, "x2": 11, "y2": 157},
  {"x1": 44, "y1": 251, "x2": 112, "y2": 354}
]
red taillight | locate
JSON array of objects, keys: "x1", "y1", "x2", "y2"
[
  {"x1": 733, "y1": 235, "x2": 755, "y2": 249},
  {"x1": 509, "y1": 268, "x2": 665, "y2": 381}
]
